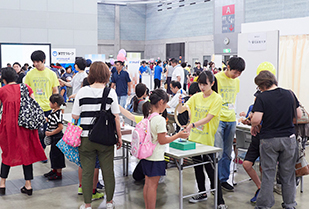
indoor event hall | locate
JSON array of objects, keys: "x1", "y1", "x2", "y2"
[{"x1": 0, "y1": 0, "x2": 309, "y2": 209}]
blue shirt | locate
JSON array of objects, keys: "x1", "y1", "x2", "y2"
[
  {"x1": 60, "y1": 86, "x2": 67, "y2": 102},
  {"x1": 154, "y1": 65, "x2": 162, "y2": 80},
  {"x1": 112, "y1": 70, "x2": 131, "y2": 96},
  {"x1": 139, "y1": 66, "x2": 147, "y2": 78}
]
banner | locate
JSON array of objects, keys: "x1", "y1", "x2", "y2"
[
  {"x1": 127, "y1": 60, "x2": 140, "y2": 94},
  {"x1": 52, "y1": 48, "x2": 76, "y2": 63}
]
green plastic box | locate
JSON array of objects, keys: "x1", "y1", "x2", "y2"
[{"x1": 169, "y1": 139, "x2": 196, "y2": 151}]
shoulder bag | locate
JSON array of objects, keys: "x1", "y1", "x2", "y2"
[{"x1": 88, "y1": 87, "x2": 118, "y2": 146}]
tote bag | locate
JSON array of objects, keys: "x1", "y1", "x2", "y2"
[
  {"x1": 18, "y1": 83, "x2": 45, "y2": 130},
  {"x1": 62, "y1": 119, "x2": 82, "y2": 147}
]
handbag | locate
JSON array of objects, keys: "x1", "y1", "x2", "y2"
[
  {"x1": 88, "y1": 87, "x2": 118, "y2": 146},
  {"x1": 56, "y1": 138, "x2": 81, "y2": 167},
  {"x1": 293, "y1": 105, "x2": 309, "y2": 124},
  {"x1": 62, "y1": 119, "x2": 82, "y2": 147},
  {"x1": 18, "y1": 83, "x2": 45, "y2": 130}
]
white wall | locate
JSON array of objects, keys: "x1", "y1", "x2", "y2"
[
  {"x1": 242, "y1": 16, "x2": 309, "y2": 36},
  {"x1": 0, "y1": 0, "x2": 98, "y2": 57}
]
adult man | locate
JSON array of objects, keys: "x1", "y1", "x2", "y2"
[
  {"x1": 213, "y1": 57, "x2": 246, "y2": 192},
  {"x1": 24, "y1": 50, "x2": 59, "y2": 153},
  {"x1": 111, "y1": 61, "x2": 131, "y2": 108},
  {"x1": 59, "y1": 57, "x2": 88, "y2": 100},
  {"x1": 166, "y1": 61, "x2": 174, "y2": 94},
  {"x1": 154, "y1": 60, "x2": 163, "y2": 89},
  {"x1": 181, "y1": 62, "x2": 189, "y2": 91},
  {"x1": 171, "y1": 58, "x2": 184, "y2": 87},
  {"x1": 13, "y1": 62, "x2": 25, "y2": 84},
  {"x1": 139, "y1": 61, "x2": 147, "y2": 83},
  {"x1": 167, "y1": 81, "x2": 186, "y2": 109}
]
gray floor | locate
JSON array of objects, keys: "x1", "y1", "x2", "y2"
[{"x1": 1, "y1": 103, "x2": 309, "y2": 209}]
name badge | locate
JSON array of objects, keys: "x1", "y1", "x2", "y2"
[{"x1": 228, "y1": 103, "x2": 235, "y2": 110}]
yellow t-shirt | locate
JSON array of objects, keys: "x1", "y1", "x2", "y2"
[
  {"x1": 135, "y1": 115, "x2": 143, "y2": 124},
  {"x1": 186, "y1": 92, "x2": 222, "y2": 146},
  {"x1": 185, "y1": 67, "x2": 191, "y2": 73},
  {"x1": 193, "y1": 76, "x2": 198, "y2": 82},
  {"x1": 215, "y1": 71, "x2": 239, "y2": 122},
  {"x1": 24, "y1": 67, "x2": 59, "y2": 111}
]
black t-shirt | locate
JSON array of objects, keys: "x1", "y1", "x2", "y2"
[{"x1": 252, "y1": 87, "x2": 299, "y2": 139}]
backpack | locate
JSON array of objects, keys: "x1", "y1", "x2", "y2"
[
  {"x1": 127, "y1": 97, "x2": 143, "y2": 113},
  {"x1": 131, "y1": 112, "x2": 159, "y2": 159}
]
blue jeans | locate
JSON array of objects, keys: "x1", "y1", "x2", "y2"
[
  {"x1": 118, "y1": 95, "x2": 128, "y2": 108},
  {"x1": 214, "y1": 121, "x2": 236, "y2": 182}
]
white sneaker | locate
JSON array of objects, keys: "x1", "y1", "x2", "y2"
[
  {"x1": 106, "y1": 200, "x2": 115, "y2": 209},
  {"x1": 158, "y1": 176, "x2": 165, "y2": 184},
  {"x1": 79, "y1": 203, "x2": 92, "y2": 209},
  {"x1": 218, "y1": 204, "x2": 228, "y2": 209}
]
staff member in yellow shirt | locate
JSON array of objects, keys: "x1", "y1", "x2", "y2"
[
  {"x1": 213, "y1": 57, "x2": 245, "y2": 192},
  {"x1": 24, "y1": 50, "x2": 59, "y2": 157},
  {"x1": 180, "y1": 71, "x2": 228, "y2": 209}
]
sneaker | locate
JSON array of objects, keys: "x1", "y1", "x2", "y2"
[
  {"x1": 79, "y1": 203, "x2": 92, "y2": 209},
  {"x1": 41, "y1": 159, "x2": 48, "y2": 163},
  {"x1": 106, "y1": 200, "x2": 115, "y2": 209},
  {"x1": 78, "y1": 187, "x2": 83, "y2": 195},
  {"x1": 221, "y1": 182, "x2": 234, "y2": 192},
  {"x1": 250, "y1": 189, "x2": 260, "y2": 203},
  {"x1": 158, "y1": 176, "x2": 165, "y2": 184},
  {"x1": 43, "y1": 170, "x2": 55, "y2": 177},
  {"x1": 218, "y1": 204, "x2": 228, "y2": 209},
  {"x1": 47, "y1": 173, "x2": 62, "y2": 180},
  {"x1": 92, "y1": 190, "x2": 104, "y2": 201},
  {"x1": 188, "y1": 193, "x2": 208, "y2": 203},
  {"x1": 274, "y1": 183, "x2": 282, "y2": 195},
  {"x1": 97, "y1": 182, "x2": 104, "y2": 190}
]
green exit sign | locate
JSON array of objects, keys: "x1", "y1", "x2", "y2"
[{"x1": 223, "y1": 49, "x2": 231, "y2": 53}]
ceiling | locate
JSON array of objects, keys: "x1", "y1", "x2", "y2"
[{"x1": 97, "y1": 0, "x2": 172, "y2": 5}]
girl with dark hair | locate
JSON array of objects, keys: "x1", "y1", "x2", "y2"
[
  {"x1": 132, "y1": 83, "x2": 147, "y2": 114},
  {"x1": 178, "y1": 71, "x2": 228, "y2": 208},
  {"x1": 0, "y1": 67, "x2": 47, "y2": 196},
  {"x1": 43, "y1": 94, "x2": 66, "y2": 180},
  {"x1": 141, "y1": 89, "x2": 189, "y2": 209}
]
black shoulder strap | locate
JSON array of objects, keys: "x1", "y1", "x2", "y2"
[{"x1": 101, "y1": 87, "x2": 111, "y2": 111}]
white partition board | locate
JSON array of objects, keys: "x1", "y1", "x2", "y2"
[{"x1": 236, "y1": 30, "x2": 279, "y2": 116}]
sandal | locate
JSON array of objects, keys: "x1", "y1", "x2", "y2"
[
  {"x1": 0, "y1": 187, "x2": 5, "y2": 195},
  {"x1": 21, "y1": 186, "x2": 32, "y2": 196}
]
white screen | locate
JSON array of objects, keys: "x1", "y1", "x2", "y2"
[{"x1": 0, "y1": 43, "x2": 51, "y2": 68}]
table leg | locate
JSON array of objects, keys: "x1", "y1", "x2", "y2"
[
  {"x1": 122, "y1": 141, "x2": 125, "y2": 176},
  {"x1": 179, "y1": 158, "x2": 183, "y2": 209},
  {"x1": 214, "y1": 152, "x2": 218, "y2": 209},
  {"x1": 126, "y1": 142, "x2": 129, "y2": 176}
]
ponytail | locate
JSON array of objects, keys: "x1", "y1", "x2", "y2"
[
  {"x1": 132, "y1": 96, "x2": 139, "y2": 112},
  {"x1": 142, "y1": 89, "x2": 169, "y2": 118}
]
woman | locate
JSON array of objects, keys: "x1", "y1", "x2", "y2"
[
  {"x1": 179, "y1": 71, "x2": 227, "y2": 209},
  {"x1": 72, "y1": 62, "x2": 122, "y2": 209},
  {"x1": 132, "y1": 83, "x2": 147, "y2": 114},
  {"x1": 0, "y1": 67, "x2": 47, "y2": 196},
  {"x1": 250, "y1": 70, "x2": 302, "y2": 209}
]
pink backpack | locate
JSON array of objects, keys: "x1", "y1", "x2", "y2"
[{"x1": 131, "y1": 112, "x2": 159, "y2": 159}]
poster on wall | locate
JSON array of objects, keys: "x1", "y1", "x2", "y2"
[
  {"x1": 127, "y1": 60, "x2": 140, "y2": 95},
  {"x1": 222, "y1": 4, "x2": 235, "y2": 33},
  {"x1": 247, "y1": 33, "x2": 267, "y2": 51},
  {"x1": 85, "y1": 54, "x2": 106, "y2": 62},
  {"x1": 52, "y1": 48, "x2": 76, "y2": 64}
]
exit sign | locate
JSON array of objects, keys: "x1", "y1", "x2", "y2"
[{"x1": 223, "y1": 48, "x2": 231, "y2": 53}]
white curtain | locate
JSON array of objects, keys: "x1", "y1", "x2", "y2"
[{"x1": 279, "y1": 35, "x2": 309, "y2": 109}]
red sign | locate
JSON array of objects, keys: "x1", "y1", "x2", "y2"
[{"x1": 222, "y1": 4, "x2": 235, "y2": 16}]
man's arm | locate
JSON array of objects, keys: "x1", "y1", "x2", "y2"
[
  {"x1": 59, "y1": 79, "x2": 72, "y2": 87},
  {"x1": 111, "y1": 83, "x2": 115, "y2": 89},
  {"x1": 177, "y1": 76, "x2": 181, "y2": 82},
  {"x1": 52, "y1": 86, "x2": 59, "y2": 94},
  {"x1": 127, "y1": 82, "x2": 131, "y2": 96}
]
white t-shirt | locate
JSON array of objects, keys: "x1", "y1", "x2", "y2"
[
  {"x1": 146, "y1": 115, "x2": 167, "y2": 161},
  {"x1": 72, "y1": 86, "x2": 120, "y2": 137},
  {"x1": 71, "y1": 71, "x2": 88, "y2": 95},
  {"x1": 172, "y1": 65, "x2": 184, "y2": 88},
  {"x1": 167, "y1": 89, "x2": 186, "y2": 109}
]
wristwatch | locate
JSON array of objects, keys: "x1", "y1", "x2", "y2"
[{"x1": 192, "y1": 123, "x2": 195, "y2": 128}]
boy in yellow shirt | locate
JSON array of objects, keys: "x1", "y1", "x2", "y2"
[{"x1": 213, "y1": 57, "x2": 245, "y2": 192}]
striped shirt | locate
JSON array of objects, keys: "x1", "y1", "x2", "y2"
[
  {"x1": 47, "y1": 109, "x2": 63, "y2": 132},
  {"x1": 72, "y1": 86, "x2": 120, "y2": 137}
]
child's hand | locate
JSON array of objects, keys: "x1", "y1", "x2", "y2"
[
  {"x1": 239, "y1": 111, "x2": 246, "y2": 117},
  {"x1": 177, "y1": 130, "x2": 190, "y2": 139},
  {"x1": 45, "y1": 117, "x2": 48, "y2": 122},
  {"x1": 45, "y1": 131, "x2": 52, "y2": 136}
]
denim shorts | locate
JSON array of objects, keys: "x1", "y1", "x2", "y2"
[{"x1": 140, "y1": 159, "x2": 166, "y2": 177}]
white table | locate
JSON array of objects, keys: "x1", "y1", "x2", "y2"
[{"x1": 121, "y1": 135, "x2": 222, "y2": 209}]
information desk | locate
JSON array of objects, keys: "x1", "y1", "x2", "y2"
[{"x1": 121, "y1": 134, "x2": 222, "y2": 209}]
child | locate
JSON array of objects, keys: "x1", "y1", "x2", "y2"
[
  {"x1": 43, "y1": 94, "x2": 66, "y2": 180},
  {"x1": 60, "y1": 78, "x2": 67, "y2": 103},
  {"x1": 141, "y1": 89, "x2": 189, "y2": 209},
  {"x1": 180, "y1": 71, "x2": 228, "y2": 209}
]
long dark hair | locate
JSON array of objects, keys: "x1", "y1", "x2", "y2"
[
  {"x1": 142, "y1": 89, "x2": 169, "y2": 118},
  {"x1": 133, "y1": 83, "x2": 147, "y2": 112}
]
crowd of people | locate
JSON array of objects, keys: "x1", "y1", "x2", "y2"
[{"x1": 0, "y1": 50, "x2": 302, "y2": 209}]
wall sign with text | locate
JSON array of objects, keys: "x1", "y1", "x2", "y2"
[{"x1": 222, "y1": 4, "x2": 235, "y2": 33}]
